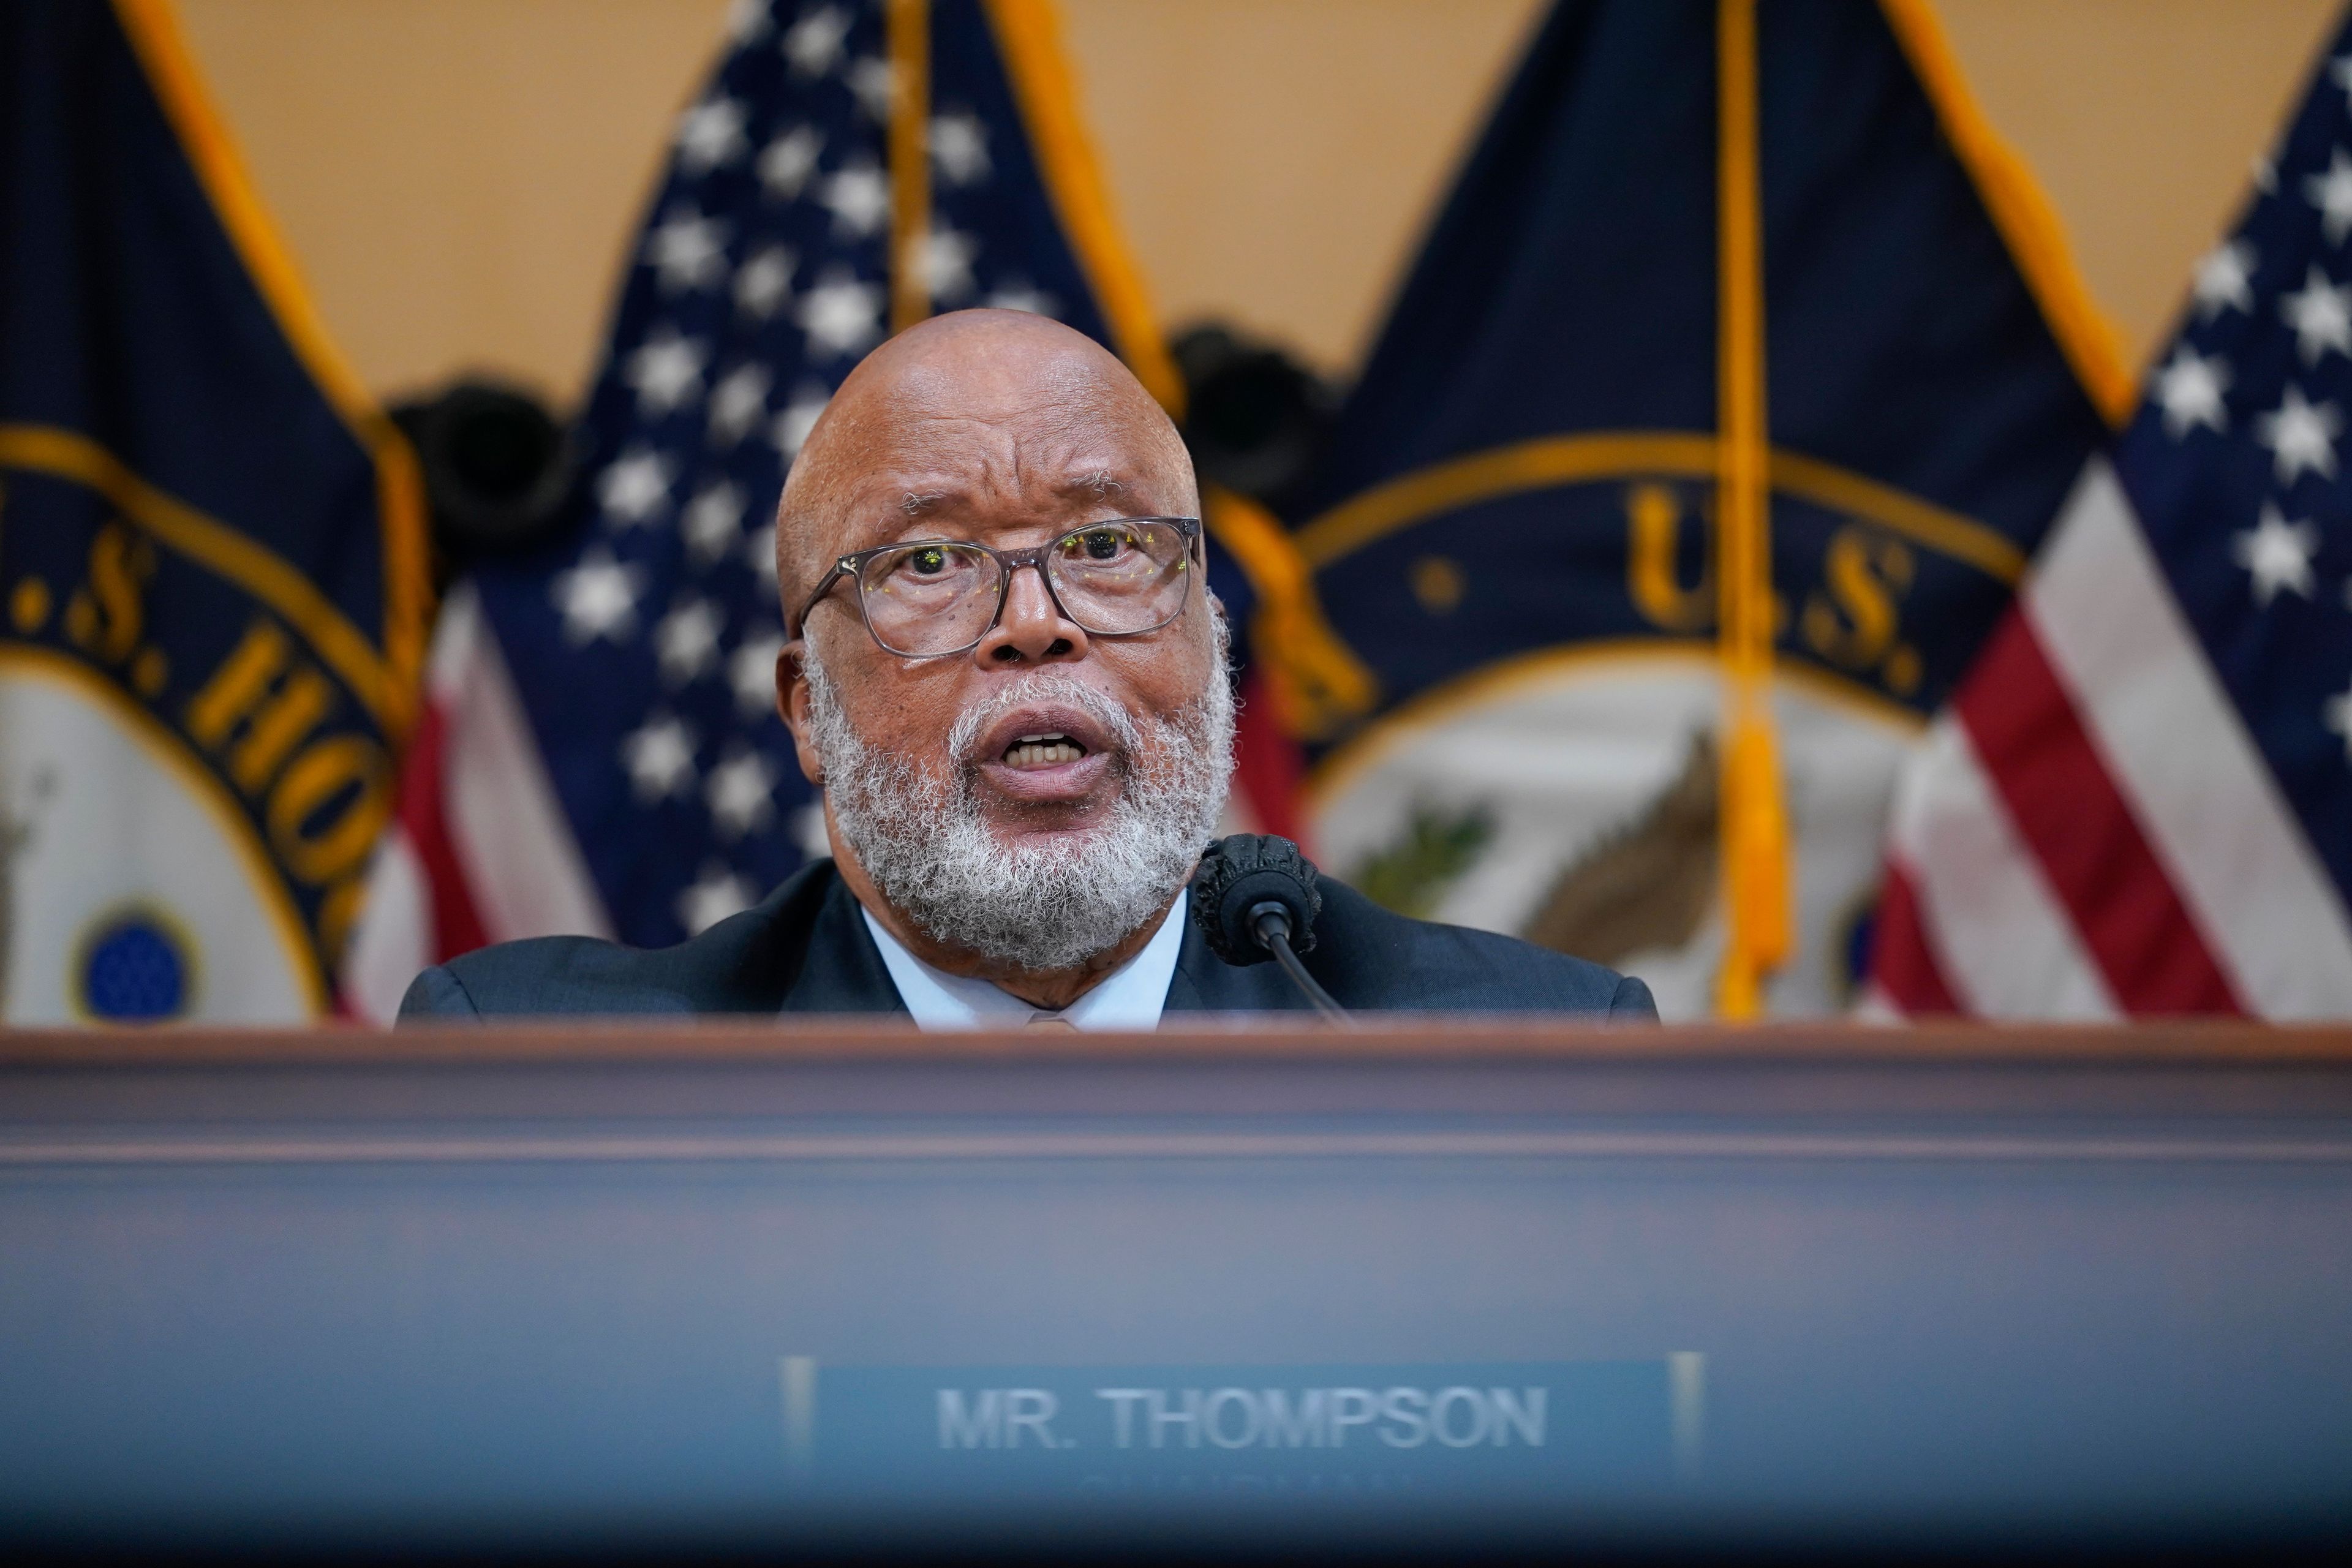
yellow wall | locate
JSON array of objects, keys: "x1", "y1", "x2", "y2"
[{"x1": 173, "y1": 0, "x2": 2342, "y2": 403}]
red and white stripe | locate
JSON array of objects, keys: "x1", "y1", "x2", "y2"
[
  {"x1": 1870, "y1": 458, "x2": 2352, "y2": 1021},
  {"x1": 342, "y1": 583, "x2": 611, "y2": 1022}
]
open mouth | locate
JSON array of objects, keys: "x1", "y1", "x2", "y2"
[
  {"x1": 1003, "y1": 732, "x2": 1088, "y2": 769},
  {"x1": 970, "y1": 703, "x2": 1118, "y2": 801}
]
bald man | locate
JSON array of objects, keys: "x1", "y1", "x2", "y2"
[{"x1": 399, "y1": 312, "x2": 1654, "y2": 1025}]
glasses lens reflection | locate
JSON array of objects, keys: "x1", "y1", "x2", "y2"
[
  {"x1": 1048, "y1": 521, "x2": 1191, "y2": 634},
  {"x1": 859, "y1": 542, "x2": 998, "y2": 655}
]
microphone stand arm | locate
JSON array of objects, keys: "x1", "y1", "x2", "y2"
[{"x1": 1246, "y1": 902, "x2": 1351, "y2": 1025}]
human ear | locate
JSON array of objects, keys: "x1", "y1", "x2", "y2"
[{"x1": 777, "y1": 641, "x2": 824, "y2": 789}]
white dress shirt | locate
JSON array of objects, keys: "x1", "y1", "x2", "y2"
[{"x1": 859, "y1": 897, "x2": 1186, "y2": 1030}]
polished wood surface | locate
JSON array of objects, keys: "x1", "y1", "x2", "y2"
[
  {"x1": 6, "y1": 1019, "x2": 2352, "y2": 1065},
  {"x1": 9, "y1": 1020, "x2": 2352, "y2": 1170}
]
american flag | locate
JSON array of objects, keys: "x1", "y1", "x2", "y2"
[
  {"x1": 1869, "y1": 24, "x2": 2352, "y2": 1019},
  {"x1": 345, "y1": 0, "x2": 1208, "y2": 1016}
]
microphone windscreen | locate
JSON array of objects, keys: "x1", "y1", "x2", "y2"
[{"x1": 1188, "y1": 835, "x2": 1322, "y2": 966}]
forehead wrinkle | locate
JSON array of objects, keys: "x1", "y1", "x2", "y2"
[
  {"x1": 861, "y1": 424, "x2": 1148, "y2": 508},
  {"x1": 1061, "y1": 469, "x2": 1123, "y2": 500}
]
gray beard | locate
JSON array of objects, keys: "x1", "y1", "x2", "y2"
[{"x1": 802, "y1": 610, "x2": 1235, "y2": 973}]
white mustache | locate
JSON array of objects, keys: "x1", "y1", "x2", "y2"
[{"x1": 944, "y1": 671, "x2": 1145, "y2": 768}]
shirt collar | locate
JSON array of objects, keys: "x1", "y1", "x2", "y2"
[{"x1": 858, "y1": 896, "x2": 1188, "y2": 1031}]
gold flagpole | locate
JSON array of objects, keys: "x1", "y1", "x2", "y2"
[
  {"x1": 887, "y1": 0, "x2": 931, "y2": 333},
  {"x1": 1713, "y1": 0, "x2": 1792, "y2": 1019}
]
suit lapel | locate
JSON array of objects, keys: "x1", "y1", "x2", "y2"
[
  {"x1": 773, "y1": 865, "x2": 910, "y2": 1016},
  {"x1": 1164, "y1": 920, "x2": 1305, "y2": 1014}
]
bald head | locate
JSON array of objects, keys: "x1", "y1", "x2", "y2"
[{"x1": 775, "y1": 309, "x2": 1196, "y2": 611}]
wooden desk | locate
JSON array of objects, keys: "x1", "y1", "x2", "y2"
[{"x1": 4, "y1": 1022, "x2": 2350, "y2": 1555}]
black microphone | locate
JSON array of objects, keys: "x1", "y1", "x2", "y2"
[{"x1": 1189, "y1": 835, "x2": 1349, "y2": 1023}]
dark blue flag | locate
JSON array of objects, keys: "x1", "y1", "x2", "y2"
[
  {"x1": 0, "y1": 0, "x2": 428, "y2": 1022},
  {"x1": 1282, "y1": 0, "x2": 2121, "y2": 1018}
]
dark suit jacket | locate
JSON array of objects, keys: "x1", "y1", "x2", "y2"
[{"x1": 398, "y1": 859, "x2": 1657, "y2": 1020}]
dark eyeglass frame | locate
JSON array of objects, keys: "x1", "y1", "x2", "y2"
[{"x1": 790, "y1": 515, "x2": 1205, "y2": 657}]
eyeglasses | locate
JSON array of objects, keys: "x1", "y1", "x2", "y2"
[{"x1": 791, "y1": 516, "x2": 1204, "y2": 658}]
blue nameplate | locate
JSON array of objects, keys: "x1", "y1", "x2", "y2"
[{"x1": 782, "y1": 1358, "x2": 1701, "y2": 1502}]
